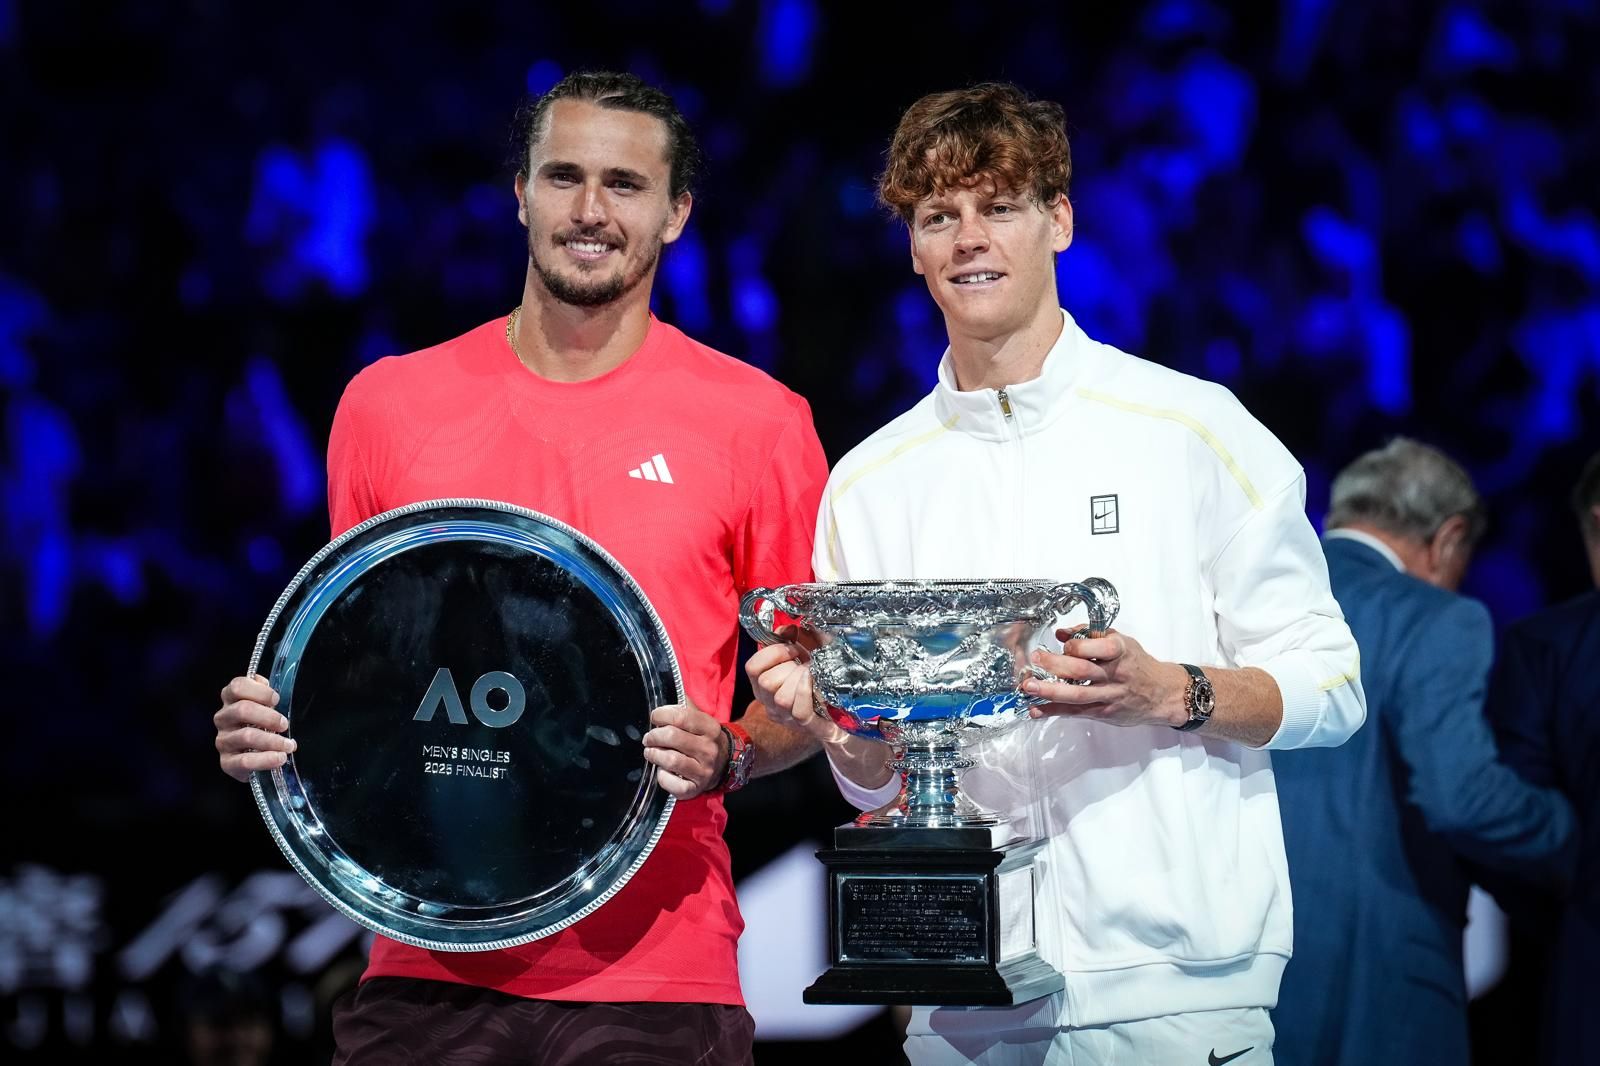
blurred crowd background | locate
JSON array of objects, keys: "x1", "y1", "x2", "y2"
[{"x1": 3, "y1": 0, "x2": 1596, "y2": 1061}]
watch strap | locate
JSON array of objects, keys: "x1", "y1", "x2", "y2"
[{"x1": 713, "y1": 721, "x2": 754, "y2": 793}]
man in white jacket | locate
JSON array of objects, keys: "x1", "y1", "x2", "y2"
[{"x1": 748, "y1": 83, "x2": 1366, "y2": 1064}]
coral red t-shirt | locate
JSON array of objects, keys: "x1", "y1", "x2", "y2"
[{"x1": 325, "y1": 314, "x2": 827, "y2": 1004}]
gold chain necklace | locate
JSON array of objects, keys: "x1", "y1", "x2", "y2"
[{"x1": 505, "y1": 305, "x2": 522, "y2": 359}]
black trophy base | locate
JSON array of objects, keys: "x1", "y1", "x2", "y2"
[
  {"x1": 803, "y1": 826, "x2": 1064, "y2": 1007},
  {"x1": 803, "y1": 952, "x2": 1063, "y2": 1007}
]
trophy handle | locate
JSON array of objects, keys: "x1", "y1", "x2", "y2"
[
  {"x1": 1020, "y1": 578, "x2": 1122, "y2": 699},
  {"x1": 1047, "y1": 577, "x2": 1121, "y2": 638},
  {"x1": 739, "y1": 588, "x2": 784, "y2": 645}
]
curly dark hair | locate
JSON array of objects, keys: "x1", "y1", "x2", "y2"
[
  {"x1": 509, "y1": 71, "x2": 702, "y2": 200},
  {"x1": 878, "y1": 82, "x2": 1072, "y2": 222}
]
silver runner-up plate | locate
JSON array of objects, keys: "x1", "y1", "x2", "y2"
[{"x1": 247, "y1": 499, "x2": 680, "y2": 952}]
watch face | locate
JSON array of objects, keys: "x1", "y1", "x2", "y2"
[
  {"x1": 1185, "y1": 665, "x2": 1215, "y2": 720},
  {"x1": 730, "y1": 736, "x2": 756, "y2": 788}
]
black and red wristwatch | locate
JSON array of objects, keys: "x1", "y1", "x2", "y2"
[
  {"x1": 714, "y1": 721, "x2": 755, "y2": 793},
  {"x1": 1173, "y1": 663, "x2": 1216, "y2": 732}
]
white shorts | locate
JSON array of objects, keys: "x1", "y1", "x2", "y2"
[{"x1": 902, "y1": 1002, "x2": 1275, "y2": 1066}]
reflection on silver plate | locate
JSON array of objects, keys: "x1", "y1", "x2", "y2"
[{"x1": 248, "y1": 499, "x2": 680, "y2": 951}]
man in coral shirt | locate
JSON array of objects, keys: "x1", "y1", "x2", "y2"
[{"x1": 212, "y1": 72, "x2": 827, "y2": 1065}]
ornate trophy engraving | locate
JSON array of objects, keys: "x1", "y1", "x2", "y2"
[
  {"x1": 740, "y1": 578, "x2": 1119, "y2": 1006},
  {"x1": 249, "y1": 500, "x2": 679, "y2": 951}
]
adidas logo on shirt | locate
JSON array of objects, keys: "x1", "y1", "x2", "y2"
[{"x1": 627, "y1": 453, "x2": 674, "y2": 484}]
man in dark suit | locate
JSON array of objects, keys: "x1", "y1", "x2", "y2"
[
  {"x1": 1482, "y1": 449, "x2": 1600, "y2": 1065},
  {"x1": 1271, "y1": 438, "x2": 1575, "y2": 1066}
]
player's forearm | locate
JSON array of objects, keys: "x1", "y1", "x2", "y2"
[
  {"x1": 1181, "y1": 664, "x2": 1283, "y2": 748},
  {"x1": 737, "y1": 702, "x2": 823, "y2": 778},
  {"x1": 748, "y1": 692, "x2": 895, "y2": 791},
  {"x1": 818, "y1": 728, "x2": 896, "y2": 790}
]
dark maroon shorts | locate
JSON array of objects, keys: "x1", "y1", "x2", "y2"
[{"x1": 331, "y1": 977, "x2": 754, "y2": 1065}]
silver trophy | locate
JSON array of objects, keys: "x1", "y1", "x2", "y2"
[
  {"x1": 740, "y1": 578, "x2": 1119, "y2": 835},
  {"x1": 739, "y1": 577, "x2": 1119, "y2": 1006}
]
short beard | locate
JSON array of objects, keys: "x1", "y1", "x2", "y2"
[{"x1": 530, "y1": 227, "x2": 664, "y2": 308}]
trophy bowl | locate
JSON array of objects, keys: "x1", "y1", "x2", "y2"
[{"x1": 740, "y1": 578, "x2": 1118, "y2": 831}]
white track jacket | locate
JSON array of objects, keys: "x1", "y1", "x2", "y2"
[{"x1": 819, "y1": 310, "x2": 1365, "y2": 1030}]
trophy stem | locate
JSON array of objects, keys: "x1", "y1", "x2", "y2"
[{"x1": 856, "y1": 737, "x2": 1003, "y2": 829}]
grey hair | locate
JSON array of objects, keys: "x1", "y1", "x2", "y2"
[{"x1": 1327, "y1": 438, "x2": 1486, "y2": 545}]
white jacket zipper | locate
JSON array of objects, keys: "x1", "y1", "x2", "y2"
[{"x1": 997, "y1": 387, "x2": 1024, "y2": 574}]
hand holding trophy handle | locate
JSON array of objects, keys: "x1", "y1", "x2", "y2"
[
  {"x1": 739, "y1": 587, "x2": 785, "y2": 646},
  {"x1": 1022, "y1": 577, "x2": 1121, "y2": 692}
]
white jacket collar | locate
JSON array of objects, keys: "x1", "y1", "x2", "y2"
[
  {"x1": 932, "y1": 309, "x2": 1091, "y2": 442},
  {"x1": 1324, "y1": 528, "x2": 1406, "y2": 572}
]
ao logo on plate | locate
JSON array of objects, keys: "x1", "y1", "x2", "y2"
[{"x1": 411, "y1": 668, "x2": 525, "y2": 729}]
